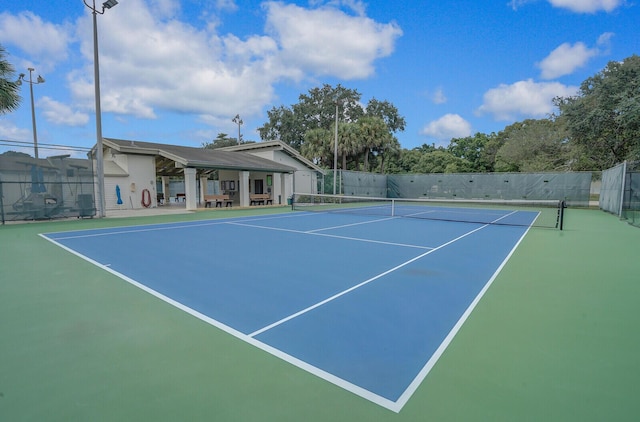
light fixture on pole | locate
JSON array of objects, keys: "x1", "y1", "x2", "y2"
[
  {"x1": 232, "y1": 114, "x2": 243, "y2": 144},
  {"x1": 16, "y1": 68, "x2": 45, "y2": 159},
  {"x1": 83, "y1": 0, "x2": 118, "y2": 218}
]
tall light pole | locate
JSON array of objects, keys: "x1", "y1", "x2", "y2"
[
  {"x1": 84, "y1": 0, "x2": 118, "y2": 218},
  {"x1": 232, "y1": 114, "x2": 243, "y2": 144},
  {"x1": 333, "y1": 102, "x2": 339, "y2": 195},
  {"x1": 16, "y1": 68, "x2": 45, "y2": 159}
]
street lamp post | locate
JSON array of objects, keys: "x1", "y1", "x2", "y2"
[
  {"x1": 333, "y1": 103, "x2": 339, "y2": 195},
  {"x1": 232, "y1": 114, "x2": 243, "y2": 144},
  {"x1": 83, "y1": 0, "x2": 118, "y2": 218},
  {"x1": 16, "y1": 68, "x2": 45, "y2": 159}
]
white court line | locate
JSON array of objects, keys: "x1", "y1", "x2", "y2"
[
  {"x1": 44, "y1": 211, "x2": 320, "y2": 240},
  {"x1": 246, "y1": 214, "x2": 514, "y2": 338},
  {"x1": 38, "y1": 231, "x2": 401, "y2": 412},
  {"x1": 40, "y1": 209, "x2": 524, "y2": 413},
  {"x1": 306, "y1": 216, "x2": 396, "y2": 233},
  {"x1": 394, "y1": 212, "x2": 531, "y2": 410},
  {"x1": 48, "y1": 220, "x2": 229, "y2": 240},
  {"x1": 226, "y1": 220, "x2": 432, "y2": 250}
]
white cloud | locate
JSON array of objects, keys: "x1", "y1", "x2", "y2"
[
  {"x1": 39, "y1": 97, "x2": 89, "y2": 126},
  {"x1": 0, "y1": 11, "x2": 72, "y2": 72},
  {"x1": 477, "y1": 79, "x2": 578, "y2": 121},
  {"x1": 537, "y1": 42, "x2": 596, "y2": 79},
  {"x1": 69, "y1": 0, "x2": 278, "y2": 119},
  {"x1": 509, "y1": 0, "x2": 624, "y2": 12},
  {"x1": 537, "y1": 33, "x2": 614, "y2": 79},
  {"x1": 310, "y1": 0, "x2": 368, "y2": 16},
  {"x1": 548, "y1": 0, "x2": 624, "y2": 13},
  {"x1": 63, "y1": 0, "x2": 400, "y2": 124},
  {"x1": 2, "y1": 0, "x2": 400, "y2": 140},
  {"x1": 264, "y1": 2, "x2": 402, "y2": 80},
  {"x1": 215, "y1": 0, "x2": 238, "y2": 12},
  {"x1": 421, "y1": 114, "x2": 472, "y2": 141},
  {"x1": 0, "y1": 119, "x2": 31, "y2": 143},
  {"x1": 431, "y1": 87, "x2": 447, "y2": 104}
]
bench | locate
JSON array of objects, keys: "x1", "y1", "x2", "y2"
[
  {"x1": 249, "y1": 194, "x2": 272, "y2": 205},
  {"x1": 204, "y1": 194, "x2": 233, "y2": 208}
]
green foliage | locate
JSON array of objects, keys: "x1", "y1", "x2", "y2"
[
  {"x1": 258, "y1": 105, "x2": 303, "y2": 149},
  {"x1": 259, "y1": 84, "x2": 405, "y2": 172},
  {"x1": 416, "y1": 150, "x2": 472, "y2": 173},
  {"x1": 365, "y1": 98, "x2": 406, "y2": 133},
  {"x1": 494, "y1": 119, "x2": 570, "y2": 172},
  {"x1": 0, "y1": 44, "x2": 22, "y2": 115},
  {"x1": 358, "y1": 115, "x2": 392, "y2": 171},
  {"x1": 555, "y1": 54, "x2": 640, "y2": 169},
  {"x1": 0, "y1": 150, "x2": 31, "y2": 157},
  {"x1": 202, "y1": 133, "x2": 253, "y2": 149},
  {"x1": 260, "y1": 56, "x2": 640, "y2": 174},
  {"x1": 384, "y1": 145, "x2": 471, "y2": 174},
  {"x1": 202, "y1": 133, "x2": 239, "y2": 149},
  {"x1": 447, "y1": 132, "x2": 500, "y2": 172},
  {"x1": 258, "y1": 84, "x2": 363, "y2": 150},
  {"x1": 301, "y1": 128, "x2": 332, "y2": 167}
]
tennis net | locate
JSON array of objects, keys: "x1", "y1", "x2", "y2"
[{"x1": 291, "y1": 193, "x2": 565, "y2": 229}]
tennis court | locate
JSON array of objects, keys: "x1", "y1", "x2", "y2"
[
  {"x1": 1, "y1": 205, "x2": 639, "y2": 421},
  {"x1": 42, "y1": 203, "x2": 542, "y2": 412}
]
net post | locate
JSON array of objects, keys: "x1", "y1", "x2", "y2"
[
  {"x1": 559, "y1": 200, "x2": 565, "y2": 230},
  {"x1": 391, "y1": 199, "x2": 395, "y2": 217}
]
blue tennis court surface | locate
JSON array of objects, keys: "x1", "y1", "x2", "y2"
[{"x1": 42, "y1": 210, "x2": 536, "y2": 412}]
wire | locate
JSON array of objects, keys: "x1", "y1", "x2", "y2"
[{"x1": 0, "y1": 139, "x2": 91, "y2": 151}]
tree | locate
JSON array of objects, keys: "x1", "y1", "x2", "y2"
[
  {"x1": 414, "y1": 150, "x2": 472, "y2": 174},
  {"x1": 258, "y1": 105, "x2": 304, "y2": 149},
  {"x1": 1, "y1": 150, "x2": 30, "y2": 157},
  {"x1": 258, "y1": 84, "x2": 406, "y2": 173},
  {"x1": 357, "y1": 116, "x2": 389, "y2": 171},
  {"x1": 0, "y1": 44, "x2": 21, "y2": 114},
  {"x1": 555, "y1": 54, "x2": 640, "y2": 169},
  {"x1": 203, "y1": 133, "x2": 238, "y2": 149},
  {"x1": 258, "y1": 84, "x2": 363, "y2": 150},
  {"x1": 339, "y1": 122, "x2": 362, "y2": 170},
  {"x1": 375, "y1": 136, "x2": 401, "y2": 174},
  {"x1": 447, "y1": 132, "x2": 497, "y2": 172},
  {"x1": 301, "y1": 128, "x2": 332, "y2": 167},
  {"x1": 365, "y1": 98, "x2": 406, "y2": 134},
  {"x1": 494, "y1": 119, "x2": 570, "y2": 172}
]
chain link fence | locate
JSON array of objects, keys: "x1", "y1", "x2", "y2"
[
  {"x1": 601, "y1": 160, "x2": 640, "y2": 227},
  {"x1": 1, "y1": 142, "x2": 96, "y2": 224}
]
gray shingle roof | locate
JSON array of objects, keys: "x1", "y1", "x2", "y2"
[{"x1": 103, "y1": 138, "x2": 297, "y2": 173}]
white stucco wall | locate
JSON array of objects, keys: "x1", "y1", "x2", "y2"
[
  {"x1": 245, "y1": 149, "x2": 318, "y2": 195},
  {"x1": 104, "y1": 153, "x2": 157, "y2": 209}
]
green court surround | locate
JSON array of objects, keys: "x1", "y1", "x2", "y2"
[{"x1": 1, "y1": 207, "x2": 638, "y2": 421}]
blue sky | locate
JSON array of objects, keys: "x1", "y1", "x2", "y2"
[{"x1": 1, "y1": 0, "x2": 638, "y2": 157}]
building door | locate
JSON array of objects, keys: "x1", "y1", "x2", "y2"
[{"x1": 254, "y1": 179, "x2": 264, "y2": 194}]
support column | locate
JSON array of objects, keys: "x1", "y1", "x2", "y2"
[
  {"x1": 272, "y1": 173, "x2": 282, "y2": 204},
  {"x1": 240, "y1": 171, "x2": 250, "y2": 207},
  {"x1": 184, "y1": 168, "x2": 197, "y2": 211},
  {"x1": 199, "y1": 175, "x2": 208, "y2": 205},
  {"x1": 161, "y1": 176, "x2": 170, "y2": 203},
  {"x1": 283, "y1": 173, "x2": 293, "y2": 200}
]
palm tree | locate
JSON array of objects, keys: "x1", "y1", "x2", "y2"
[
  {"x1": 302, "y1": 127, "x2": 332, "y2": 167},
  {"x1": 338, "y1": 122, "x2": 363, "y2": 171},
  {"x1": 377, "y1": 136, "x2": 401, "y2": 174},
  {"x1": 0, "y1": 44, "x2": 21, "y2": 114},
  {"x1": 358, "y1": 116, "x2": 389, "y2": 171}
]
